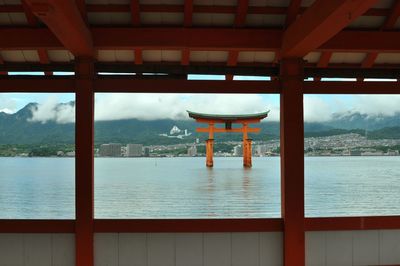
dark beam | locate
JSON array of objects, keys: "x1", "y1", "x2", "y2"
[
  {"x1": 282, "y1": 0, "x2": 379, "y2": 57},
  {"x1": 24, "y1": 0, "x2": 94, "y2": 57}
]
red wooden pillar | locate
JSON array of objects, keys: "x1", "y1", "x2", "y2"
[
  {"x1": 280, "y1": 58, "x2": 305, "y2": 266},
  {"x1": 75, "y1": 57, "x2": 95, "y2": 266}
]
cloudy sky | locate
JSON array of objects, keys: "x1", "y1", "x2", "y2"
[{"x1": 1, "y1": 74, "x2": 400, "y2": 123}]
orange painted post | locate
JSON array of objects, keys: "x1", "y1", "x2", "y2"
[
  {"x1": 242, "y1": 123, "x2": 252, "y2": 167},
  {"x1": 243, "y1": 138, "x2": 252, "y2": 167},
  {"x1": 75, "y1": 57, "x2": 95, "y2": 266},
  {"x1": 206, "y1": 122, "x2": 214, "y2": 167},
  {"x1": 206, "y1": 139, "x2": 214, "y2": 167},
  {"x1": 280, "y1": 58, "x2": 305, "y2": 266}
]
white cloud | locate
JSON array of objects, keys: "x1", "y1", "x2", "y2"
[
  {"x1": 24, "y1": 94, "x2": 400, "y2": 124},
  {"x1": 0, "y1": 95, "x2": 17, "y2": 113},
  {"x1": 29, "y1": 96, "x2": 75, "y2": 124},
  {"x1": 303, "y1": 96, "x2": 333, "y2": 122},
  {"x1": 94, "y1": 93, "x2": 279, "y2": 122},
  {"x1": 26, "y1": 94, "x2": 279, "y2": 124}
]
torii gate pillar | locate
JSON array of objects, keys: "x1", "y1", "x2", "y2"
[{"x1": 206, "y1": 139, "x2": 214, "y2": 167}]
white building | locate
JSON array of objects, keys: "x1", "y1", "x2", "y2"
[
  {"x1": 233, "y1": 145, "x2": 243, "y2": 156},
  {"x1": 187, "y1": 145, "x2": 197, "y2": 156},
  {"x1": 126, "y1": 144, "x2": 143, "y2": 157},
  {"x1": 99, "y1": 143, "x2": 122, "y2": 157}
]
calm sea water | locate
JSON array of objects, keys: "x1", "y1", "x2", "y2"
[{"x1": 0, "y1": 157, "x2": 399, "y2": 219}]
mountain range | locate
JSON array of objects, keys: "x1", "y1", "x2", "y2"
[{"x1": 0, "y1": 102, "x2": 399, "y2": 145}]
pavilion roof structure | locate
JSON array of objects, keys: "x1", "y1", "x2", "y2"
[
  {"x1": 187, "y1": 110, "x2": 269, "y2": 121},
  {"x1": 0, "y1": 0, "x2": 399, "y2": 79}
]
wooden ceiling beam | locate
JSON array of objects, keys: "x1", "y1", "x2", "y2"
[
  {"x1": 2, "y1": 28, "x2": 400, "y2": 53},
  {"x1": 281, "y1": 0, "x2": 379, "y2": 58},
  {"x1": 21, "y1": 0, "x2": 39, "y2": 26},
  {"x1": 75, "y1": 0, "x2": 88, "y2": 23},
  {"x1": 183, "y1": 0, "x2": 193, "y2": 27},
  {"x1": 24, "y1": 0, "x2": 93, "y2": 57},
  {"x1": 285, "y1": 0, "x2": 302, "y2": 27},
  {"x1": 130, "y1": 0, "x2": 140, "y2": 26},
  {"x1": 362, "y1": 1, "x2": 400, "y2": 69}
]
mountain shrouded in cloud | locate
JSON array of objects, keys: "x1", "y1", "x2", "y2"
[
  {"x1": 2, "y1": 94, "x2": 400, "y2": 124},
  {"x1": 28, "y1": 94, "x2": 280, "y2": 123}
]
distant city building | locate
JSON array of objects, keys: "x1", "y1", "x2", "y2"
[
  {"x1": 143, "y1": 147, "x2": 150, "y2": 157},
  {"x1": 187, "y1": 145, "x2": 197, "y2": 156},
  {"x1": 99, "y1": 143, "x2": 122, "y2": 157},
  {"x1": 126, "y1": 144, "x2": 143, "y2": 157},
  {"x1": 387, "y1": 149, "x2": 400, "y2": 156},
  {"x1": 233, "y1": 145, "x2": 243, "y2": 156},
  {"x1": 254, "y1": 145, "x2": 267, "y2": 156}
]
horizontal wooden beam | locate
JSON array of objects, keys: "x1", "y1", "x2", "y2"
[
  {"x1": 197, "y1": 127, "x2": 261, "y2": 133},
  {"x1": 94, "y1": 219, "x2": 283, "y2": 232},
  {"x1": 94, "y1": 78, "x2": 281, "y2": 93},
  {"x1": 0, "y1": 220, "x2": 75, "y2": 233},
  {"x1": 0, "y1": 4, "x2": 392, "y2": 17},
  {"x1": 303, "y1": 81, "x2": 400, "y2": 94},
  {"x1": 305, "y1": 216, "x2": 400, "y2": 231},
  {"x1": 1, "y1": 28, "x2": 400, "y2": 53},
  {"x1": 0, "y1": 216, "x2": 399, "y2": 233},
  {"x1": 282, "y1": 0, "x2": 378, "y2": 57},
  {"x1": 24, "y1": 0, "x2": 93, "y2": 57},
  {"x1": 0, "y1": 76, "x2": 75, "y2": 92}
]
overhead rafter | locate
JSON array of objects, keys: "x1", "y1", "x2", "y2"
[
  {"x1": 37, "y1": 48, "x2": 52, "y2": 75},
  {"x1": 181, "y1": 49, "x2": 190, "y2": 66},
  {"x1": 314, "y1": 51, "x2": 332, "y2": 81},
  {"x1": 317, "y1": 52, "x2": 332, "y2": 68},
  {"x1": 226, "y1": 51, "x2": 239, "y2": 81},
  {"x1": 281, "y1": 0, "x2": 379, "y2": 58},
  {"x1": 131, "y1": 0, "x2": 140, "y2": 26},
  {"x1": 24, "y1": 0, "x2": 94, "y2": 57},
  {"x1": 361, "y1": 1, "x2": 400, "y2": 69},
  {"x1": 134, "y1": 49, "x2": 143, "y2": 65},
  {"x1": 75, "y1": 0, "x2": 88, "y2": 23},
  {"x1": 234, "y1": 0, "x2": 248, "y2": 27},
  {"x1": 285, "y1": 0, "x2": 302, "y2": 27},
  {"x1": 226, "y1": 0, "x2": 248, "y2": 80},
  {"x1": 22, "y1": 0, "x2": 39, "y2": 26},
  {"x1": 183, "y1": 0, "x2": 193, "y2": 27}
]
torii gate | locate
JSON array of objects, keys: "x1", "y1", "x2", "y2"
[{"x1": 187, "y1": 110, "x2": 269, "y2": 167}]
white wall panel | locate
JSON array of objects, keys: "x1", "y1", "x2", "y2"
[
  {"x1": 94, "y1": 232, "x2": 283, "y2": 266},
  {"x1": 0, "y1": 233, "x2": 74, "y2": 266},
  {"x1": 306, "y1": 230, "x2": 400, "y2": 266}
]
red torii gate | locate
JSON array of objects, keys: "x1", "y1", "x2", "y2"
[{"x1": 187, "y1": 110, "x2": 269, "y2": 167}]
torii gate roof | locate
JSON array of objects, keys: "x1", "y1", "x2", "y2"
[{"x1": 187, "y1": 110, "x2": 269, "y2": 121}]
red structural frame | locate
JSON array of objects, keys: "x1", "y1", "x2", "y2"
[{"x1": 1, "y1": 74, "x2": 400, "y2": 266}]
